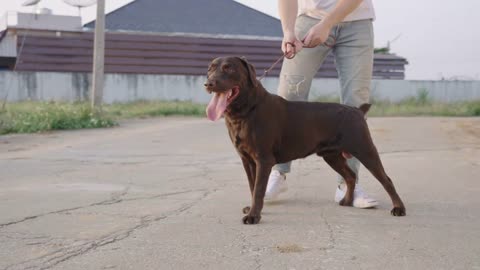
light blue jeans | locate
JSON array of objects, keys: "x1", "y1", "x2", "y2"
[{"x1": 273, "y1": 15, "x2": 374, "y2": 184}]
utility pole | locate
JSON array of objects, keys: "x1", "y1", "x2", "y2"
[{"x1": 91, "y1": 0, "x2": 105, "y2": 110}]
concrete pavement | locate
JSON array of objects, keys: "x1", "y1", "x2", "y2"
[{"x1": 0, "y1": 117, "x2": 479, "y2": 270}]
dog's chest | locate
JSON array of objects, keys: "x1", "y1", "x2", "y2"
[{"x1": 225, "y1": 119, "x2": 254, "y2": 152}]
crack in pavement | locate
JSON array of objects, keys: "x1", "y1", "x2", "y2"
[
  {"x1": 0, "y1": 232, "x2": 54, "y2": 247},
  {"x1": 320, "y1": 210, "x2": 336, "y2": 251},
  {"x1": 2, "y1": 215, "x2": 166, "y2": 270},
  {"x1": 0, "y1": 187, "x2": 130, "y2": 229},
  {"x1": 120, "y1": 189, "x2": 208, "y2": 204},
  {"x1": 229, "y1": 227, "x2": 263, "y2": 270},
  {"x1": 2, "y1": 189, "x2": 216, "y2": 270},
  {"x1": 0, "y1": 187, "x2": 210, "y2": 229}
]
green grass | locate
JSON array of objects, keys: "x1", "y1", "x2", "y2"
[
  {"x1": 314, "y1": 92, "x2": 480, "y2": 117},
  {"x1": 0, "y1": 102, "x2": 116, "y2": 135},
  {"x1": 0, "y1": 101, "x2": 206, "y2": 135},
  {"x1": 368, "y1": 98, "x2": 480, "y2": 117},
  {"x1": 1, "y1": 97, "x2": 479, "y2": 135},
  {"x1": 103, "y1": 100, "x2": 206, "y2": 118}
]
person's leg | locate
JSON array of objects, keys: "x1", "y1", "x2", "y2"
[
  {"x1": 272, "y1": 14, "x2": 333, "y2": 173},
  {"x1": 332, "y1": 19, "x2": 378, "y2": 208},
  {"x1": 266, "y1": 15, "x2": 333, "y2": 200}
]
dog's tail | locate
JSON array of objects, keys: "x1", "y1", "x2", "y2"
[{"x1": 359, "y1": 103, "x2": 371, "y2": 115}]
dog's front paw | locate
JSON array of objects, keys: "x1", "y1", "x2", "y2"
[
  {"x1": 391, "y1": 207, "x2": 406, "y2": 216},
  {"x1": 242, "y1": 214, "x2": 261, "y2": 224},
  {"x1": 242, "y1": 206, "x2": 251, "y2": 214}
]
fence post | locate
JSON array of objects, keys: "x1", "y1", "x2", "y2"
[{"x1": 91, "y1": 0, "x2": 105, "y2": 110}]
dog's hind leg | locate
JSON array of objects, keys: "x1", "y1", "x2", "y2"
[
  {"x1": 355, "y1": 145, "x2": 406, "y2": 216},
  {"x1": 323, "y1": 153, "x2": 357, "y2": 206}
]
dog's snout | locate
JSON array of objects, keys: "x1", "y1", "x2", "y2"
[{"x1": 204, "y1": 80, "x2": 216, "y2": 88}]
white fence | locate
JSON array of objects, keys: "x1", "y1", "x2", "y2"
[{"x1": 1, "y1": 71, "x2": 479, "y2": 104}]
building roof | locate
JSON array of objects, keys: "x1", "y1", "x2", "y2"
[
  {"x1": 9, "y1": 30, "x2": 408, "y2": 79},
  {"x1": 85, "y1": 0, "x2": 283, "y2": 37}
]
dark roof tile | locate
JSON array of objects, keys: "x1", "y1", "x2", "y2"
[{"x1": 86, "y1": 0, "x2": 283, "y2": 37}]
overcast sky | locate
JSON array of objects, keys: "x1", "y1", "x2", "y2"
[{"x1": 1, "y1": 0, "x2": 479, "y2": 80}]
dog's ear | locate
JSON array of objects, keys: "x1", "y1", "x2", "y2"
[
  {"x1": 237, "y1": 56, "x2": 258, "y2": 88},
  {"x1": 359, "y1": 103, "x2": 371, "y2": 114}
]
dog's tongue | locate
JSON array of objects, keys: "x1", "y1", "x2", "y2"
[{"x1": 206, "y1": 90, "x2": 231, "y2": 121}]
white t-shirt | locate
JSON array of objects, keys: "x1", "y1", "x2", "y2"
[{"x1": 299, "y1": 0, "x2": 375, "y2": 22}]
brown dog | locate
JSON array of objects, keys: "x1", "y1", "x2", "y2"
[{"x1": 204, "y1": 56, "x2": 406, "y2": 224}]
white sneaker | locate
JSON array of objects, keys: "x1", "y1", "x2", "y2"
[
  {"x1": 264, "y1": 170, "x2": 288, "y2": 200},
  {"x1": 334, "y1": 183, "x2": 379, "y2": 208}
]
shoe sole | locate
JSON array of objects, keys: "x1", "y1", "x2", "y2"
[
  {"x1": 335, "y1": 194, "x2": 379, "y2": 209},
  {"x1": 264, "y1": 187, "x2": 288, "y2": 201},
  {"x1": 353, "y1": 201, "x2": 379, "y2": 209}
]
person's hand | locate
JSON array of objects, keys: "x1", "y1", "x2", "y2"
[
  {"x1": 281, "y1": 31, "x2": 303, "y2": 59},
  {"x1": 302, "y1": 21, "x2": 333, "y2": 48}
]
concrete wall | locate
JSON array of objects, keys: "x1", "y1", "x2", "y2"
[
  {"x1": 1, "y1": 12, "x2": 82, "y2": 32},
  {"x1": 1, "y1": 71, "x2": 479, "y2": 104},
  {"x1": 0, "y1": 32, "x2": 16, "y2": 58}
]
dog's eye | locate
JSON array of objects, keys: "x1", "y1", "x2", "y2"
[
  {"x1": 221, "y1": 64, "x2": 231, "y2": 72},
  {"x1": 208, "y1": 64, "x2": 217, "y2": 72}
]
